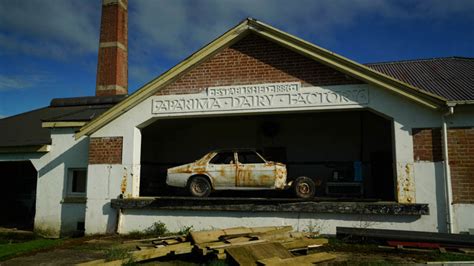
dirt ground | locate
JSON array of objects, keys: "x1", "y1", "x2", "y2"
[{"x1": 1, "y1": 235, "x2": 474, "y2": 265}]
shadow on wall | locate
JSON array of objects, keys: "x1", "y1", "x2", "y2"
[
  {"x1": 102, "y1": 202, "x2": 118, "y2": 234},
  {"x1": 434, "y1": 163, "x2": 448, "y2": 233},
  {"x1": 36, "y1": 136, "x2": 89, "y2": 237}
]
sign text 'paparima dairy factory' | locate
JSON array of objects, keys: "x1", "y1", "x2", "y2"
[{"x1": 152, "y1": 82, "x2": 369, "y2": 114}]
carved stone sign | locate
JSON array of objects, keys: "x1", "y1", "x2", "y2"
[{"x1": 152, "y1": 82, "x2": 369, "y2": 114}]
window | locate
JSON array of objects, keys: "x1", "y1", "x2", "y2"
[
  {"x1": 238, "y1": 152, "x2": 265, "y2": 164},
  {"x1": 68, "y1": 169, "x2": 87, "y2": 197},
  {"x1": 210, "y1": 152, "x2": 235, "y2": 164}
]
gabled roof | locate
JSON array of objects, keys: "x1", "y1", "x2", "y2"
[
  {"x1": 366, "y1": 57, "x2": 474, "y2": 102},
  {"x1": 0, "y1": 95, "x2": 126, "y2": 151},
  {"x1": 75, "y1": 18, "x2": 449, "y2": 139}
]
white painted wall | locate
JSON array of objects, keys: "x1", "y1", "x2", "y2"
[
  {"x1": 87, "y1": 83, "x2": 473, "y2": 234},
  {"x1": 119, "y1": 209, "x2": 435, "y2": 234},
  {"x1": 0, "y1": 128, "x2": 89, "y2": 237},
  {"x1": 453, "y1": 204, "x2": 474, "y2": 233}
]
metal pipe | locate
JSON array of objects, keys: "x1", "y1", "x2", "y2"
[{"x1": 442, "y1": 105, "x2": 455, "y2": 233}]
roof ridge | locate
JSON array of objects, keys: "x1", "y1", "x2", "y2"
[{"x1": 365, "y1": 56, "x2": 474, "y2": 66}]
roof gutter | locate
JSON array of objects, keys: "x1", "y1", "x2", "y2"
[
  {"x1": 447, "y1": 100, "x2": 474, "y2": 105},
  {"x1": 42, "y1": 121, "x2": 88, "y2": 128},
  {"x1": 0, "y1": 145, "x2": 51, "y2": 153}
]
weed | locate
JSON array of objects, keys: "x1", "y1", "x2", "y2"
[
  {"x1": 303, "y1": 220, "x2": 326, "y2": 237},
  {"x1": 144, "y1": 221, "x2": 169, "y2": 236},
  {"x1": 177, "y1": 225, "x2": 193, "y2": 236}
]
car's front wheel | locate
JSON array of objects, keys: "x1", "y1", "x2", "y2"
[
  {"x1": 294, "y1": 176, "x2": 316, "y2": 198},
  {"x1": 187, "y1": 176, "x2": 211, "y2": 197}
]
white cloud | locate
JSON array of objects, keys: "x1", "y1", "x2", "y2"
[
  {"x1": 130, "y1": 0, "x2": 474, "y2": 62},
  {"x1": 0, "y1": 0, "x2": 100, "y2": 58},
  {"x1": 0, "y1": 74, "x2": 51, "y2": 91},
  {"x1": 1, "y1": 0, "x2": 473, "y2": 78}
]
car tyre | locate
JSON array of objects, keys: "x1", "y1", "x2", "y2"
[
  {"x1": 294, "y1": 176, "x2": 316, "y2": 199},
  {"x1": 187, "y1": 176, "x2": 211, "y2": 197}
]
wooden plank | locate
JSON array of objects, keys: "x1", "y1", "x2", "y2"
[
  {"x1": 92, "y1": 242, "x2": 192, "y2": 265},
  {"x1": 257, "y1": 252, "x2": 336, "y2": 266},
  {"x1": 226, "y1": 242, "x2": 293, "y2": 266},
  {"x1": 164, "y1": 239, "x2": 180, "y2": 245},
  {"x1": 281, "y1": 238, "x2": 328, "y2": 250},
  {"x1": 216, "y1": 253, "x2": 227, "y2": 260},
  {"x1": 210, "y1": 239, "x2": 268, "y2": 250},
  {"x1": 76, "y1": 259, "x2": 124, "y2": 266},
  {"x1": 459, "y1": 248, "x2": 474, "y2": 254},
  {"x1": 225, "y1": 236, "x2": 253, "y2": 243},
  {"x1": 130, "y1": 242, "x2": 193, "y2": 262},
  {"x1": 191, "y1": 226, "x2": 292, "y2": 244},
  {"x1": 136, "y1": 244, "x2": 156, "y2": 250},
  {"x1": 255, "y1": 231, "x2": 304, "y2": 242}
]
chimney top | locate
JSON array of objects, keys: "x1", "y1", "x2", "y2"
[{"x1": 95, "y1": 0, "x2": 128, "y2": 96}]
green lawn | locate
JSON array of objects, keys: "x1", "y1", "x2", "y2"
[{"x1": 0, "y1": 238, "x2": 63, "y2": 261}]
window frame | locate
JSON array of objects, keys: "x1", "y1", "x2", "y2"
[
  {"x1": 237, "y1": 151, "x2": 267, "y2": 164},
  {"x1": 67, "y1": 168, "x2": 87, "y2": 198},
  {"x1": 209, "y1": 152, "x2": 236, "y2": 165}
]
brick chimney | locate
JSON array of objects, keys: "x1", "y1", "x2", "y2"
[{"x1": 95, "y1": 0, "x2": 128, "y2": 96}]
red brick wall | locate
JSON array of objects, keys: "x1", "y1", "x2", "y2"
[
  {"x1": 448, "y1": 128, "x2": 474, "y2": 203},
  {"x1": 89, "y1": 137, "x2": 123, "y2": 164},
  {"x1": 412, "y1": 128, "x2": 443, "y2": 162},
  {"x1": 158, "y1": 34, "x2": 361, "y2": 95},
  {"x1": 96, "y1": 0, "x2": 128, "y2": 96},
  {"x1": 98, "y1": 1, "x2": 128, "y2": 46}
]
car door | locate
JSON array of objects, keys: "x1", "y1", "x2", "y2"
[
  {"x1": 236, "y1": 151, "x2": 276, "y2": 188},
  {"x1": 206, "y1": 151, "x2": 237, "y2": 188}
]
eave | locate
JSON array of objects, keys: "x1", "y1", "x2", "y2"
[{"x1": 0, "y1": 145, "x2": 51, "y2": 153}]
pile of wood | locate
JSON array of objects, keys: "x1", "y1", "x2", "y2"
[{"x1": 78, "y1": 226, "x2": 335, "y2": 265}]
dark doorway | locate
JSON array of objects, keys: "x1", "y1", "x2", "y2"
[
  {"x1": 0, "y1": 161, "x2": 37, "y2": 230},
  {"x1": 140, "y1": 110, "x2": 395, "y2": 200}
]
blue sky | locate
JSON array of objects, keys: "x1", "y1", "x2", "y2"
[{"x1": 1, "y1": 0, "x2": 473, "y2": 118}]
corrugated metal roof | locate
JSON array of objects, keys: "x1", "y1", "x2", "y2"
[{"x1": 366, "y1": 57, "x2": 474, "y2": 101}]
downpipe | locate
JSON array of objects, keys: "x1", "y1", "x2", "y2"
[{"x1": 442, "y1": 104, "x2": 455, "y2": 233}]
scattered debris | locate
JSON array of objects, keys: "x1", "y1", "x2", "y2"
[
  {"x1": 336, "y1": 227, "x2": 474, "y2": 247},
  {"x1": 76, "y1": 225, "x2": 331, "y2": 265}
]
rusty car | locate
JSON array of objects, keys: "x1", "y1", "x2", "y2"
[{"x1": 166, "y1": 149, "x2": 316, "y2": 198}]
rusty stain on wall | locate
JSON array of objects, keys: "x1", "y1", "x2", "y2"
[
  {"x1": 396, "y1": 162, "x2": 416, "y2": 203},
  {"x1": 121, "y1": 167, "x2": 128, "y2": 195}
]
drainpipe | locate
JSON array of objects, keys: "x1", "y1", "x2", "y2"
[{"x1": 442, "y1": 104, "x2": 455, "y2": 233}]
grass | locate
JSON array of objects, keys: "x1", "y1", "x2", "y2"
[
  {"x1": 104, "y1": 246, "x2": 136, "y2": 265},
  {"x1": 0, "y1": 238, "x2": 63, "y2": 261}
]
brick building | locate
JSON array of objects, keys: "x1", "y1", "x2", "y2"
[{"x1": 0, "y1": 0, "x2": 473, "y2": 237}]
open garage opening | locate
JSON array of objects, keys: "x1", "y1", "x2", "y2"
[
  {"x1": 139, "y1": 110, "x2": 395, "y2": 201},
  {"x1": 0, "y1": 161, "x2": 37, "y2": 230}
]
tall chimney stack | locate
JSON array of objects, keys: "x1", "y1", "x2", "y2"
[{"x1": 95, "y1": 0, "x2": 128, "y2": 96}]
